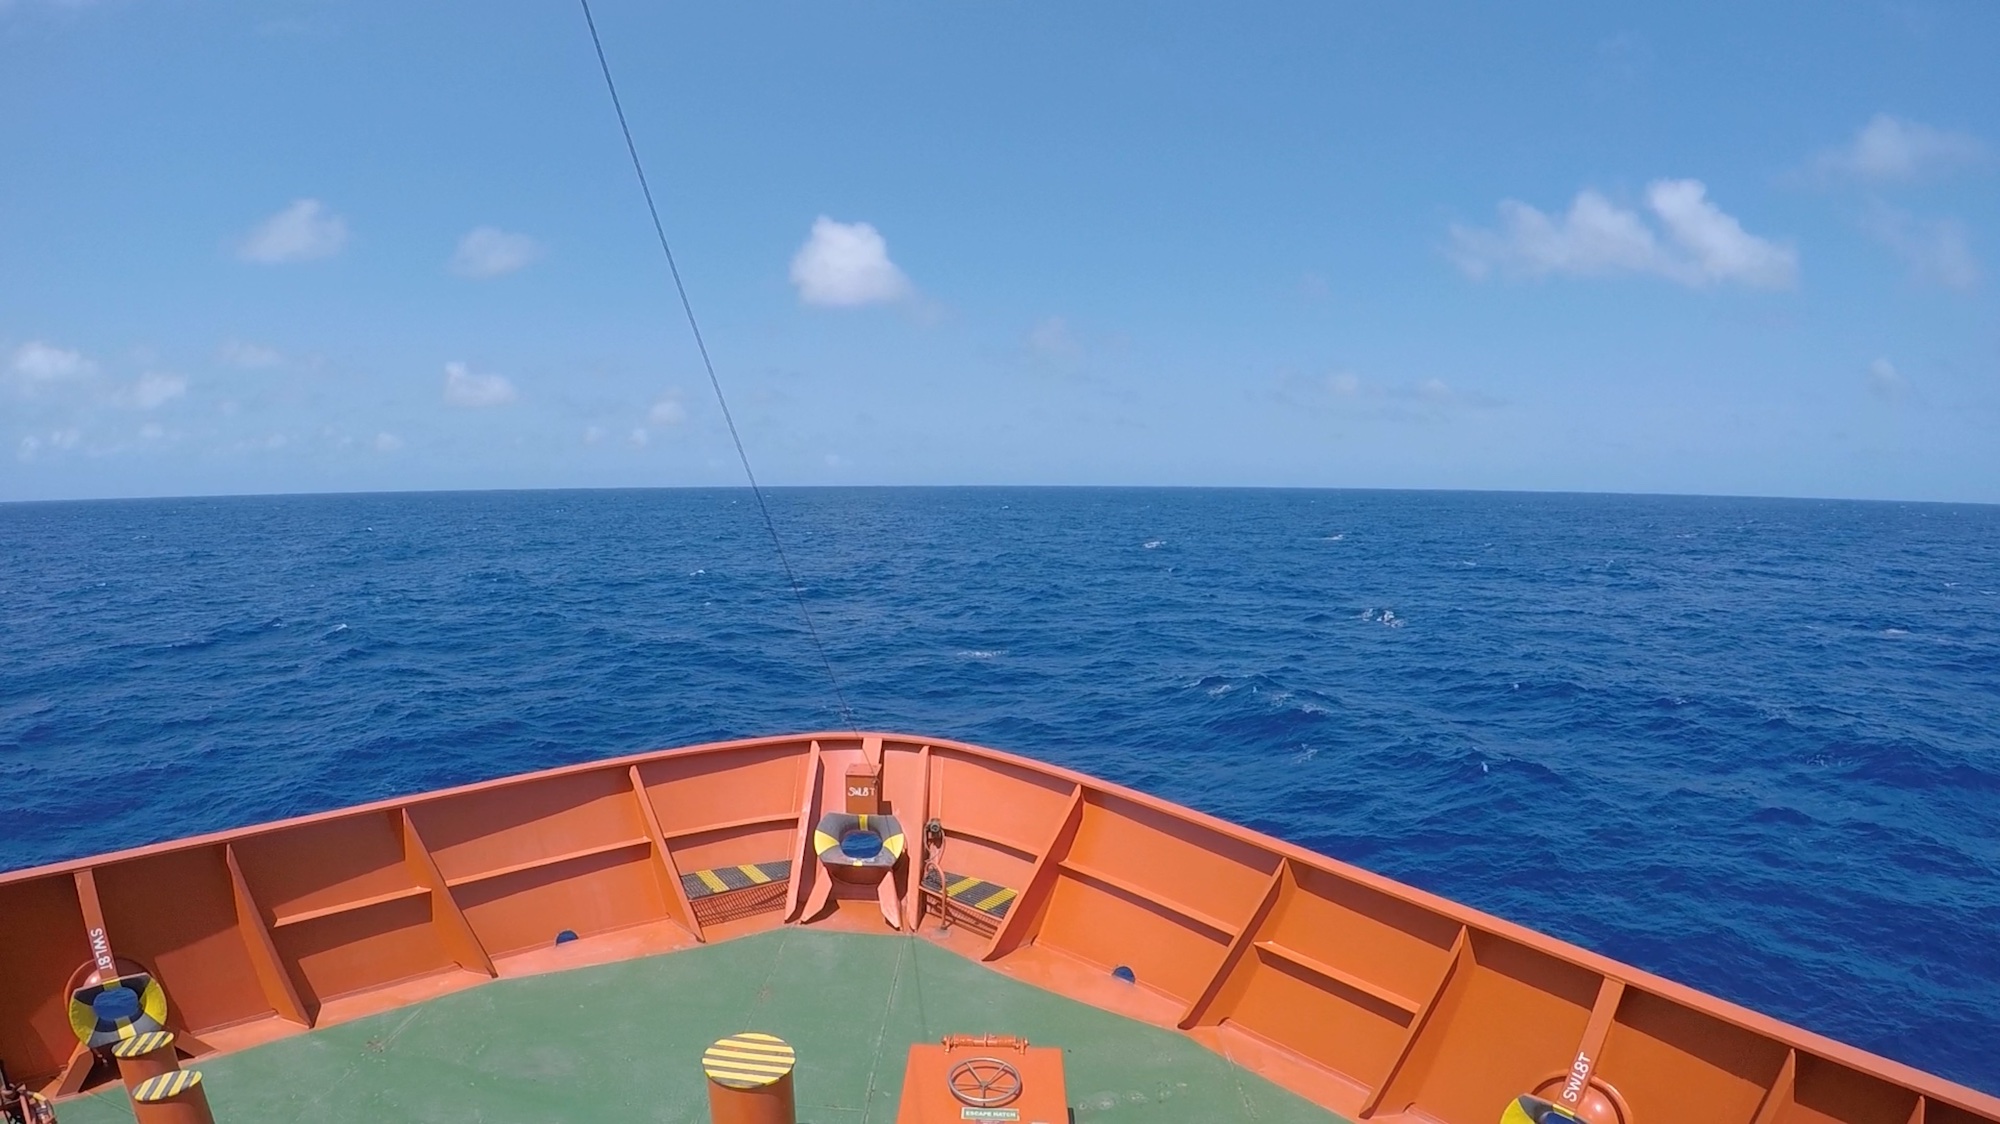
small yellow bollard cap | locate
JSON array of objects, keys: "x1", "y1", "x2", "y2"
[
  {"x1": 702, "y1": 1032, "x2": 796, "y2": 1090},
  {"x1": 111, "y1": 1030, "x2": 176, "y2": 1059},
  {"x1": 131, "y1": 1069, "x2": 203, "y2": 1102}
]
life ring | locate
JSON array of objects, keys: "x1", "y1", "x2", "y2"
[
  {"x1": 68, "y1": 970, "x2": 169, "y2": 1049},
  {"x1": 813, "y1": 812, "x2": 906, "y2": 869}
]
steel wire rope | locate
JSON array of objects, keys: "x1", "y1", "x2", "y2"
[{"x1": 579, "y1": 0, "x2": 857, "y2": 732}]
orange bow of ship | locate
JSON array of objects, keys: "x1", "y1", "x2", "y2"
[{"x1": 2, "y1": 732, "x2": 1993, "y2": 1124}]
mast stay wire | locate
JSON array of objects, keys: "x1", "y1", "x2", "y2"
[{"x1": 579, "y1": 0, "x2": 857, "y2": 732}]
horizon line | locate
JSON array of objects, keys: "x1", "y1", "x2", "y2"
[{"x1": 3, "y1": 482, "x2": 1995, "y2": 510}]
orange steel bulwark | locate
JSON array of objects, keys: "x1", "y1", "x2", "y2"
[{"x1": 1, "y1": 731, "x2": 1996, "y2": 1124}]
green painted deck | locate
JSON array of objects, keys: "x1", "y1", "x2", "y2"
[{"x1": 59, "y1": 930, "x2": 1349, "y2": 1124}]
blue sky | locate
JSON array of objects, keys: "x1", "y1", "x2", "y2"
[{"x1": 3, "y1": 1, "x2": 1996, "y2": 502}]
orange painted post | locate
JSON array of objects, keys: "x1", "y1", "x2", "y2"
[
  {"x1": 844, "y1": 764, "x2": 881, "y2": 814},
  {"x1": 702, "y1": 1032, "x2": 796, "y2": 1124},
  {"x1": 128, "y1": 1070, "x2": 213, "y2": 1124},
  {"x1": 111, "y1": 1031, "x2": 178, "y2": 1088}
]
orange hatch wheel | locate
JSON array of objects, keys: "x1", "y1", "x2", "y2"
[
  {"x1": 702, "y1": 1032, "x2": 797, "y2": 1124},
  {"x1": 895, "y1": 1035, "x2": 1068, "y2": 1124}
]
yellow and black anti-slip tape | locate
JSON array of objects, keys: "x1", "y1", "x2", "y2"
[
  {"x1": 131, "y1": 1069, "x2": 203, "y2": 1103},
  {"x1": 701, "y1": 1032, "x2": 796, "y2": 1090},
  {"x1": 67, "y1": 973, "x2": 169, "y2": 1049},
  {"x1": 681, "y1": 860, "x2": 792, "y2": 901},
  {"x1": 110, "y1": 1030, "x2": 176, "y2": 1059},
  {"x1": 921, "y1": 869, "x2": 1018, "y2": 919}
]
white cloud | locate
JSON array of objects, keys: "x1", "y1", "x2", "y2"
[
  {"x1": 374, "y1": 432, "x2": 403, "y2": 452},
  {"x1": 1026, "y1": 316, "x2": 1081, "y2": 360},
  {"x1": 1646, "y1": 180, "x2": 1798, "y2": 287},
  {"x1": 789, "y1": 216, "x2": 911, "y2": 307},
  {"x1": 11, "y1": 340, "x2": 94, "y2": 383},
  {"x1": 628, "y1": 428, "x2": 649, "y2": 447},
  {"x1": 219, "y1": 340, "x2": 283, "y2": 368},
  {"x1": 1450, "y1": 179, "x2": 1796, "y2": 288},
  {"x1": 450, "y1": 227, "x2": 540, "y2": 279},
  {"x1": 139, "y1": 423, "x2": 167, "y2": 441},
  {"x1": 1816, "y1": 115, "x2": 1985, "y2": 182},
  {"x1": 648, "y1": 396, "x2": 686, "y2": 426},
  {"x1": 113, "y1": 371, "x2": 187, "y2": 410},
  {"x1": 1862, "y1": 205, "x2": 1980, "y2": 289},
  {"x1": 239, "y1": 199, "x2": 348, "y2": 263},
  {"x1": 442, "y1": 361, "x2": 516, "y2": 407},
  {"x1": 582, "y1": 425, "x2": 604, "y2": 446},
  {"x1": 1868, "y1": 358, "x2": 1908, "y2": 401}
]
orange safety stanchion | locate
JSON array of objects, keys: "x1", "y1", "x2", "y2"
[
  {"x1": 703, "y1": 1032, "x2": 796, "y2": 1124},
  {"x1": 111, "y1": 1030, "x2": 179, "y2": 1088}
]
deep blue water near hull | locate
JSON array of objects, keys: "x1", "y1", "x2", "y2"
[{"x1": 3, "y1": 487, "x2": 1997, "y2": 1091}]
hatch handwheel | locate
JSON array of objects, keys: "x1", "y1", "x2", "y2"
[{"x1": 946, "y1": 1058, "x2": 1022, "y2": 1108}]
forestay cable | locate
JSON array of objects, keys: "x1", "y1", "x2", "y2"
[{"x1": 579, "y1": 0, "x2": 857, "y2": 731}]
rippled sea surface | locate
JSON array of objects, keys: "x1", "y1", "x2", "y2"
[{"x1": 3, "y1": 488, "x2": 1997, "y2": 1090}]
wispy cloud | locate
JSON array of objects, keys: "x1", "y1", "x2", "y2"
[
  {"x1": 442, "y1": 361, "x2": 516, "y2": 407},
  {"x1": 1813, "y1": 114, "x2": 1985, "y2": 183},
  {"x1": 450, "y1": 227, "x2": 540, "y2": 279},
  {"x1": 15, "y1": 428, "x2": 82, "y2": 463},
  {"x1": 239, "y1": 199, "x2": 348, "y2": 263},
  {"x1": 218, "y1": 339, "x2": 283, "y2": 368},
  {"x1": 1026, "y1": 316, "x2": 1081, "y2": 361},
  {"x1": 10, "y1": 340, "x2": 94, "y2": 385},
  {"x1": 1868, "y1": 358, "x2": 1908, "y2": 402},
  {"x1": 1278, "y1": 369, "x2": 1499, "y2": 421},
  {"x1": 1862, "y1": 204, "x2": 1980, "y2": 288},
  {"x1": 373, "y1": 432, "x2": 403, "y2": 452},
  {"x1": 789, "y1": 216, "x2": 911, "y2": 307},
  {"x1": 648, "y1": 395, "x2": 686, "y2": 426},
  {"x1": 111, "y1": 371, "x2": 187, "y2": 410},
  {"x1": 1451, "y1": 180, "x2": 1796, "y2": 288}
]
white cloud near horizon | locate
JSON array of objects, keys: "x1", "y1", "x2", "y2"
[
  {"x1": 1451, "y1": 179, "x2": 1796, "y2": 288},
  {"x1": 442, "y1": 361, "x2": 516, "y2": 407},
  {"x1": 1862, "y1": 204, "x2": 1980, "y2": 289},
  {"x1": 1280, "y1": 369, "x2": 1497, "y2": 419},
  {"x1": 10, "y1": 340, "x2": 95, "y2": 384},
  {"x1": 1815, "y1": 114, "x2": 1985, "y2": 182},
  {"x1": 239, "y1": 199, "x2": 348, "y2": 263},
  {"x1": 789, "y1": 216, "x2": 911, "y2": 307},
  {"x1": 16, "y1": 428, "x2": 82, "y2": 463},
  {"x1": 450, "y1": 227, "x2": 540, "y2": 279}
]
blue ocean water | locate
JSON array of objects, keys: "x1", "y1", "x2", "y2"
[{"x1": 3, "y1": 488, "x2": 1997, "y2": 1091}]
